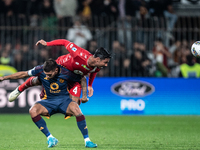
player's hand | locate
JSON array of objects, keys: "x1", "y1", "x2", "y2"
[
  {"x1": 81, "y1": 97, "x2": 89, "y2": 103},
  {"x1": 0, "y1": 76, "x2": 4, "y2": 82},
  {"x1": 36, "y1": 39, "x2": 47, "y2": 46},
  {"x1": 88, "y1": 86, "x2": 94, "y2": 97}
]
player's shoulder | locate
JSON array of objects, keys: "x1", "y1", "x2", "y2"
[
  {"x1": 68, "y1": 42, "x2": 91, "y2": 54},
  {"x1": 28, "y1": 65, "x2": 43, "y2": 76},
  {"x1": 34, "y1": 65, "x2": 43, "y2": 70},
  {"x1": 58, "y1": 65, "x2": 69, "y2": 73},
  {"x1": 29, "y1": 65, "x2": 43, "y2": 72}
]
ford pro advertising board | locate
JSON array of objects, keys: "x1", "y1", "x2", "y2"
[
  {"x1": 0, "y1": 78, "x2": 200, "y2": 115},
  {"x1": 80, "y1": 77, "x2": 200, "y2": 115}
]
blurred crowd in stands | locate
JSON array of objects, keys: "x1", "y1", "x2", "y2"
[{"x1": 0, "y1": 0, "x2": 200, "y2": 78}]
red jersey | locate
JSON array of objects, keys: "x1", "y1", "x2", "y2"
[{"x1": 47, "y1": 39, "x2": 100, "y2": 86}]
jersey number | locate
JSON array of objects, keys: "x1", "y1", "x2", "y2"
[{"x1": 73, "y1": 87, "x2": 78, "y2": 94}]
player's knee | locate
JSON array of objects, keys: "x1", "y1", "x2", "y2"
[
  {"x1": 29, "y1": 105, "x2": 38, "y2": 115},
  {"x1": 69, "y1": 102, "x2": 82, "y2": 116}
]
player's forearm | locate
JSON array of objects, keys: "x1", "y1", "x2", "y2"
[
  {"x1": 3, "y1": 71, "x2": 29, "y2": 80},
  {"x1": 46, "y1": 39, "x2": 71, "y2": 47},
  {"x1": 88, "y1": 72, "x2": 97, "y2": 86},
  {"x1": 81, "y1": 76, "x2": 87, "y2": 98}
]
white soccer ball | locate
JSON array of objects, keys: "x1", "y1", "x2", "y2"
[{"x1": 191, "y1": 41, "x2": 200, "y2": 58}]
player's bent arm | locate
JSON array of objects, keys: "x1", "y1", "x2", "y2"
[
  {"x1": 87, "y1": 72, "x2": 97, "y2": 97},
  {"x1": 81, "y1": 76, "x2": 88, "y2": 103},
  {"x1": 87, "y1": 86, "x2": 94, "y2": 97},
  {"x1": 1, "y1": 71, "x2": 29, "y2": 80},
  {"x1": 46, "y1": 39, "x2": 70, "y2": 47}
]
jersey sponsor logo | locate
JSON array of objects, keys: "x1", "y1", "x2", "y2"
[
  {"x1": 70, "y1": 44, "x2": 73, "y2": 48},
  {"x1": 81, "y1": 64, "x2": 90, "y2": 70},
  {"x1": 111, "y1": 80, "x2": 155, "y2": 97},
  {"x1": 50, "y1": 83, "x2": 61, "y2": 93},
  {"x1": 74, "y1": 70, "x2": 83, "y2": 75},
  {"x1": 72, "y1": 47, "x2": 77, "y2": 52},
  {"x1": 59, "y1": 79, "x2": 64, "y2": 83}
]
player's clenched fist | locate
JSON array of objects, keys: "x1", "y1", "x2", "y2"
[{"x1": 36, "y1": 39, "x2": 47, "y2": 46}]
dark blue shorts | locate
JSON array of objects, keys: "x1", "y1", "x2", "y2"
[{"x1": 37, "y1": 96, "x2": 72, "y2": 116}]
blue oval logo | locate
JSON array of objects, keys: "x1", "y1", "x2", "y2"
[{"x1": 111, "y1": 80, "x2": 155, "y2": 97}]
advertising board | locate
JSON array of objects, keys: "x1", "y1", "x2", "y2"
[{"x1": 0, "y1": 78, "x2": 199, "y2": 115}]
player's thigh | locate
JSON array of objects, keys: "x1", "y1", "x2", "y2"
[
  {"x1": 29, "y1": 103, "x2": 49, "y2": 117},
  {"x1": 66, "y1": 101, "x2": 82, "y2": 116},
  {"x1": 71, "y1": 95, "x2": 80, "y2": 103}
]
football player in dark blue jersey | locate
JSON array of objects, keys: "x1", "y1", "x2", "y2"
[{"x1": 0, "y1": 59, "x2": 97, "y2": 148}]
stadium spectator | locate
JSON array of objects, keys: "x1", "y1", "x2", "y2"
[
  {"x1": 21, "y1": 44, "x2": 34, "y2": 70},
  {"x1": 53, "y1": 0, "x2": 77, "y2": 27},
  {"x1": 163, "y1": 0, "x2": 178, "y2": 33},
  {"x1": 66, "y1": 17, "x2": 92, "y2": 49},
  {"x1": 27, "y1": 0, "x2": 41, "y2": 27},
  {"x1": 0, "y1": 59, "x2": 97, "y2": 148},
  {"x1": 12, "y1": 51, "x2": 24, "y2": 71},
  {"x1": 76, "y1": 0, "x2": 92, "y2": 25},
  {"x1": 0, "y1": 52, "x2": 17, "y2": 76},
  {"x1": 152, "y1": 38, "x2": 171, "y2": 77},
  {"x1": 0, "y1": 51, "x2": 11, "y2": 66},
  {"x1": 39, "y1": 0, "x2": 55, "y2": 16},
  {"x1": 179, "y1": 54, "x2": 200, "y2": 78},
  {"x1": 87, "y1": 40, "x2": 98, "y2": 54},
  {"x1": 135, "y1": 2, "x2": 150, "y2": 46},
  {"x1": 40, "y1": 0, "x2": 57, "y2": 40},
  {"x1": 129, "y1": 42, "x2": 152, "y2": 77},
  {"x1": 109, "y1": 40, "x2": 126, "y2": 76},
  {"x1": 38, "y1": 48, "x2": 49, "y2": 65}
]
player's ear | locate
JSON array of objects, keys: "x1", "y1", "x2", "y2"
[{"x1": 96, "y1": 57, "x2": 100, "y2": 62}]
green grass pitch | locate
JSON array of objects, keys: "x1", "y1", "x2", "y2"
[{"x1": 0, "y1": 115, "x2": 200, "y2": 150}]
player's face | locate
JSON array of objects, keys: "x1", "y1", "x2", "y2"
[
  {"x1": 44, "y1": 68, "x2": 58, "y2": 79},
  {"x1": 97, "y1": 58, "x2": 110, "y2": 68}
]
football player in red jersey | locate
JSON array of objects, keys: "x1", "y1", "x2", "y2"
[{"x1": 8, "y1": 39, "x2": 111, "y2": 104}]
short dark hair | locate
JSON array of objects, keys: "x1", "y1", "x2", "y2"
[
  {"x1": 43, "y1": 58, "x2": 57, "y2": 72},
  {"x1": 94, "y1": 47, "x2": 111, "y2": 60}
]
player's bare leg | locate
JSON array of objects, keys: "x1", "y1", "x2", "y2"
[
  {"x1": 8, "y1": 77, "x2": 41, "y2": 102},
  {"x1": 29, "y1": 103, "x2": 58, "y2": 148},
  {"x1": 66, "y1": 102, "x2": 97, "y2": 148}
]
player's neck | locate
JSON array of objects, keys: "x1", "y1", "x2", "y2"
[{"x1": 87, "y1": 56, "x2": 95, "y2": 67}]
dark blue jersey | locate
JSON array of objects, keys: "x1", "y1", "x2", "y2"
[{"x1": 28, "y1": 65, "x2": 82, "y2": 99}]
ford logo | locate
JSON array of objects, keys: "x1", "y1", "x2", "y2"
[{"x1": 111, "y1": 80, "x2": 155, "y2": 97}]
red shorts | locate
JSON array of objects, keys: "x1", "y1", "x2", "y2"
[{"x1": 68, "y1": 81, "x2": 82, "y2": 97}]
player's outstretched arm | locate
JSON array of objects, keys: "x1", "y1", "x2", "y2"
[
  {"x1": 0, "y1": 71, "x2": 29, "y2": 81},
  {"x1": 81, "y1": 76, "x2": 89, "y2": 103},
  {"x1": 36, "y1": 39, "x2": 47, "y2": 46}
]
